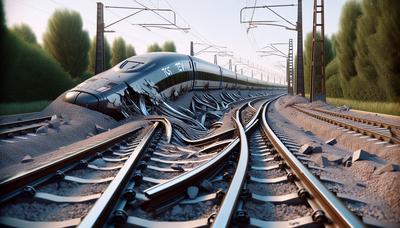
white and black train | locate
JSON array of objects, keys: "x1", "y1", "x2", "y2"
[{"x1": 64, "y1": 52, "x2": 282, "y2": 119}]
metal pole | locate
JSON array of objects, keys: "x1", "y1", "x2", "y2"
[
  {"x1": 214, "y1": 55, "x2": 217, "y2": 65},
  {"x1": 229, "y1": 59, "x2": 232, "y2": 70},
  {"x1": 286, "y1": 58, "x2": 290, "y2": 93},
  {"x1": 310, "y1": 0, "x2": 325, "y2": 102},
  {"x1": 288, "y1": 39, "x2": 294, "y2": 95},
  {"x1": 190, "y1": 41, "x2": 194, "y2": 56},
  {"x1": 296, "y1": 0, "x2": 304, "y2": 96},
  {"x1": 320, "y1": 0, "x2": 326, "y2": 101},
  {"x1": 95, "y1": 2, "x2": 105, "y2": 74}
]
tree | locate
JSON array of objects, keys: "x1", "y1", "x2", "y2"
[
  {"x1": 353, "y1": 0, "x2": 386, "y2": 101},
  {"x1": 162, "y1": 41, "x2": 176, "y2": 52},
  {"x1": 367, "y1": 0, "x2": 400, "y2": 101},
  {"x1": 111, "y1": 37, "x2": 127, "y2": 66},
  {"x1": 88, "y1": 37, "x2": 111, "y2": 74},
  {"x1": 147, "y1": 43, "x2": 162, "y2": 52},
  {"x1": 335, "y1": 0, "x2": 362, "y2": 97},
  {"x1": 0, "y1": 0, "x2": 5, "y2": 36},
  {"x1": 126, "y1": 44, "x2": 136, "y2": 57},
  {"x1": 0, "y1": 32, "x2": 74, "y2": 102},
  {"x1": 43, "y1": 10, "x2": 90, "y2": 79},
  {"x1": 10, "y1": 24, "x2": 37, "y2": 44}
]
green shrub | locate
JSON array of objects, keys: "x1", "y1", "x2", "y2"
[
  {"x1": 326, "y1": 74, "x2": 343, "y2": 98},
  {"x1": 10, "y1": 24, "x2": 37, "y2": 45},
  {"x1": 0, "y1": 101, "x2": 51, "y2": 115},
  {"x1": 147, "y1": 43, "x2": 162, "y2": 52},
  {"x1": 126, "y1": 44, "x2": 136, "y2": 57},
  {"x1": 325, "y1": 58, "x2": 338, "y2": 80},
  {"x1": 0, "y1": 32, "x2": 74, "y2": 102},
  {"x1": 339, "y1": 76, "x2": 387, "y2": 101},
  {"x1": 162, "y1": 41, "x2": 176, "y2": 52},
  {"x1": 112, "y1": 37, "x2": 127, "y2": 66}
]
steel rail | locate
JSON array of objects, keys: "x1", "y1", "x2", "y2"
[
  {"x1": 145, "y1": 116, "x2": 172, "y2": 143},
  {"x1": 212, "y1": 109, "x2": 250, "y2": 227},
  {"x1": 0, "y1": 123, "x2": 47, "y2": 138},
  {"x1": 293, "y1": 105, "x2": 400, "y2": 144},
  {"x1": 0, "y1": 115, "x2": 52, "y2": 129},
  {"x1": 142, "y1": 102, "x2": 251, "y2": 203},
  {"x1": 0, "y1": 124, "x2": 144, "y2": 203},
  {"x1": 143, "y1": 97, "x2": 267, "y2": 211},
  {"x1": 311, "y1": 106, "x2": 400, "y2": 130},
  {"x1": 79, "y1": 122, "x2": 160, "y2": 227},
  {"x1": 173, "y1": 127, "x2": 236, "y2": 146},
  {"x1": 176, "y1": 96, "x2": 270, "y2": 146},
  {"x1": 143, "y1": 129, "x2": 240, "y2": 201},
  {"x1": 262, "y1": 101, "x2": 364, "y2": 227}
]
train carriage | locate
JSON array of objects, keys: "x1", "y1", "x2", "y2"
[{"x1": 64, "y1": 52, "x2": 281, "y2": 119}]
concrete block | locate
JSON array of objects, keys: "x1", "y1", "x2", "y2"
[
  {"x1": 36, "y1": 125, "x2": 48, "y2": 134},
  {"x1": 314, "y1": 154, "x2": 329, "y2": 167},
  {"x1": 326, "y1": 154, "x2": 343, "y2": 164},
  {"x1": 304, "y1": 131, "x2": 314, "y2": 136},
  {"x1": 21, "y1": 154, "x2": 34, "y2": 163},
  {"x1": 342, "y1": 154, "x2": 352, "y2": 164},
  {"x1": 95, "y1": 124, "x2": 107, "y2": 134},
  {"x1": 352, "y1": 149, "x2": 372, "y2": 163},
  {"x1": 375, "y1": 163, "x2": 400, "y2": 174},
  {"x1": 325, "y1": 138, "x2": 337, "y2": 145},
  {"x1": 312, "y1": 146, "x2": 323, "y2": 153},
  {"x1": 48, "y1": 119, "x2": 61, "y2": 129},
  {"x1": 299, "y1": 144, "x2": 313, "y2": 154}
]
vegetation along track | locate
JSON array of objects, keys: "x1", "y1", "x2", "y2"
[{"x1": 292, "y1": 105, "x2": 400, "y2": 145}]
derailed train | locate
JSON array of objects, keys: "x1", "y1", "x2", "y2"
[{"x1": 64, "y1": 52, "x2": 282, "y2": 119}]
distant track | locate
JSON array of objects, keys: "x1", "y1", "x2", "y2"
[
  {"x1": 312, "y1": 107, "x2": 400, "y2": 130},
  {"x1": 293, "y1": 105, "x2": 400, "y2": 145},
  {"x1": 0, "y1": 115, "x2": 52, "y2": 139}
]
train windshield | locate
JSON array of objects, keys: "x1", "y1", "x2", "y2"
[{"x1": 119, "y1": 60, "x2": 144, "y2": 71}]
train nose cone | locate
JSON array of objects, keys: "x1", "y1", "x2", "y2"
[{"x1": 64, "y1": 91, "x2": 99, "y2": 109}]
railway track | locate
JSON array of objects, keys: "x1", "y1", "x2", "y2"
[
  {"x1": 292, "y1": 105, "x2": 400, "y2": 145},
  {"x1": 0, "y1": 115, "x2": 53, "y2": 139},
  {"x1": 0, "y1": 96, "x2": 377, "y2": 227},
  {"x1": 0, "y1": 121, "x2": 158, "y2": 227}
]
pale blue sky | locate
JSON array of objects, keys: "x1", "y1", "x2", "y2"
[{"x1": 5, "y1": 0, "x2": 347, "y2": 83}]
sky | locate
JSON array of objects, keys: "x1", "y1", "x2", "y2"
[{"x1": 4, "y1": 0, "x2": 347, "y2": 84}]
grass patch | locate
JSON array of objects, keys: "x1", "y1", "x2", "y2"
[
  {"x1": 326, "y1": 97, "x2": 400, "y2": 116},
  {"x1": 0, "y1": 100, "x2": 51, "y2": 116}
]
